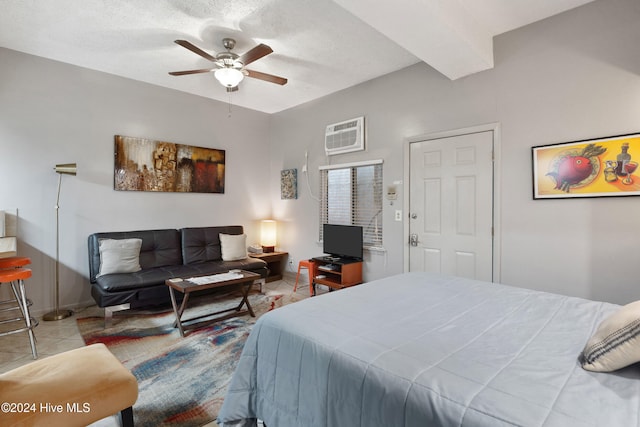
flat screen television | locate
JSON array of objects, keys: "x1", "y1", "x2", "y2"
[{"x1": 322, "y1": 224, "x2": 363, "y2": 261}]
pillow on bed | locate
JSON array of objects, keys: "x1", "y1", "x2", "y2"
[
  {"x1": 219, "y1": 233, "x2": 247, "y2": 261},
  {"x1": 581, "y1": 300, "x2": 640, "y2": 372},
  {"x1": 97, "y1": 238, "x2": 142, "y2": 277}
]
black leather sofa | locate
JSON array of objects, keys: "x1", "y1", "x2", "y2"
[{"x1": 88, "y1": 226, "x2": 268, "y2": 324}]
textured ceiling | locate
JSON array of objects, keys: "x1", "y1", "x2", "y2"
[{"x1": 0, "y1": 0, "x2": 596, "y2": 113}]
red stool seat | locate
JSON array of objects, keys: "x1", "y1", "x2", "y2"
[
  {"x1": 0, "y1": 256, "x2": 31, "y2": 269},
  {"x1": 0, "y1": 267, "x2": 32, "y2": 282}
]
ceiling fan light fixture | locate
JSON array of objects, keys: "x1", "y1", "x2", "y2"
[
  {"x1": 171, "y1": 38, "x2": 286, "y2": 89},
  {"x1": 214, "y1": 67, "x2": 244, "y2": 88}
]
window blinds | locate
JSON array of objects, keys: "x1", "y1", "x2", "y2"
[{"x1": 319, "y1": 160, "x2": 383, "y2": 248}]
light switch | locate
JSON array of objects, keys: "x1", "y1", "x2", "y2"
[{"x1": 395, "y1": 210, "x2": 402, "y2": 221}]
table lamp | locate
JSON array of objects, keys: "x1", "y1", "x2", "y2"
[{"x1": 260, "y1": 220, "x2": 277, "y2": 253}]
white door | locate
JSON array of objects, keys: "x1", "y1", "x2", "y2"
[{"x1": 409, "y1": 131, "x2": 494, "y2": 281}]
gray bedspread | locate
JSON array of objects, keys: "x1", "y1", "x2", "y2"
[{"x1": 218, "y1": 272, "x2": 640, "y2": 427}]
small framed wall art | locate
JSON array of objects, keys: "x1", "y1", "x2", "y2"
[
  {"x1": 281, "y1": 168, "x2": 298, "y2": 199},
  {"x1": 532, "y1": 133, "x2": 640, "y2": 199}
]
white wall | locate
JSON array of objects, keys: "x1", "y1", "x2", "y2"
[
  {"x1": 269, "y1": 0, "x2": 640, "y2": 304},
  {"x1": 0, "y1": 48, "x2": 272, "y2": 315},
  {"x1": 2, "y1": 0, "x2": 639, "y2": 313}
]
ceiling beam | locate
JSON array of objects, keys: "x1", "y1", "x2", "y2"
[{"x1": 332, "y1": 0, "x2": 495, "y2": 80}]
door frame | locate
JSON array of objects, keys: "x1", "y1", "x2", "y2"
[{"x1": 403, "y1": 122, "x2": 502, "y2": 282}]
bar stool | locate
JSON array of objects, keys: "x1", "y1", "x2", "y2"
[
  {"x1": 0, "y1": 259, "x2": 38, "y2": 359},
  {"x1": 294, "y1": 260, "x2": 315, "y2": 296}
]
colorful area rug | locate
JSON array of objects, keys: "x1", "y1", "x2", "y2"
[{"x1": 77, "y1": 289, "x2": 299, "y2": 427}]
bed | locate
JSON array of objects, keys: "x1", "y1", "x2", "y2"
[{"x1": 218, "y1": 272, "x2": 640, "y2": 427}]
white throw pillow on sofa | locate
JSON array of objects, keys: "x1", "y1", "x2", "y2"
[
  {"x1": 97, "y1": 238, "x2": 142, "y2": 277},
  {"x1": 219, "y1": 234, "x2": 247, "y2": 261},
  {"x1": 581, "y1": 300, "x2": 640, "y2": 372}
]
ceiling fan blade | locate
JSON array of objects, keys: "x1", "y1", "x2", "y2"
[
  {"x1": 174, "y1": 40, "x2": 217, "y2": 62},
  {"x1": 169, "y1": 68, "x2": 215, "y2": 76},
  {"x1": 238, "y1": 44, "x2": 273, "y2": 66},
  {"x1": 246, "y1": 69, "x2": 288, "y2": 85}
]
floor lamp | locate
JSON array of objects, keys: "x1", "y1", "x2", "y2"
[{"x1": 43, "y1": 163, "x2": 77, "y2": 321}]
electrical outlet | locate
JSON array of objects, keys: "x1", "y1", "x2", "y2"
[{"x1": 395, "y1": 210, "x2": 402, "y2": 221}]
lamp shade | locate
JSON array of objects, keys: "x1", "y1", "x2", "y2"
[
  {"x1": 214, "y1": 68, "x2": 244, "y2": 88},
  {"x1": 54, "y1": 163, "x2": 77, "y2": 175},
  {"x1": 260, "y1": 220, "x2": 277, "y2": 253}
]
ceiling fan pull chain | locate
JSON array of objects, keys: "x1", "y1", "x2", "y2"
[{"x1": 228, "y1": 92, "x2": 232, "y2": 118}]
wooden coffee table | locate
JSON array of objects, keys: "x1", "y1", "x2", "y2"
[{"x1": 165, "y1": 270, "x2": 263, "y2": 337}]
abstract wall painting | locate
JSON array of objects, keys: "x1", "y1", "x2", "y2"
[
  {"x1": 114, "y1": 135, "x2": 225, "y2": 193},
  {"x1": 532, "y1": 133, "x2": 640, "y2": 199},
  {"x1": 281, "y1": 168, "x2": 297, "y2": 199}
]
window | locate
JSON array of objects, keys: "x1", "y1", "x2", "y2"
[{"x1": 319, "y1": 160, "x2": 383, "y2": 248}]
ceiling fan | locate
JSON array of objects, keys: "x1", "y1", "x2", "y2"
[{"x1": 169, "y1": 38, "x2": 288, "y2": 92}]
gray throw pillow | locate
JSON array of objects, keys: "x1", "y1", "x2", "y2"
[
  {"x1": 97, "y1": 238, "x2": 142, "y2": 277},
  {"x1": 219, "y1": 234, "x2": 247, "y2": 261}
]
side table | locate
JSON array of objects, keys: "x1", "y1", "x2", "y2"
[{"x1": 248, "y1": 251, "x2": 288, "y2": 282}]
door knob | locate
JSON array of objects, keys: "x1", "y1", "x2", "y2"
[
  {"x1": 409, "y1": 233, "x2": 418, "y2": 246},
  {"x1": 410, "y1": 213, "x2": 417, "y2": 219}
]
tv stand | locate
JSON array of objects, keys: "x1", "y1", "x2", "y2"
[{"x1": 311, "y1": 256, "x2": 363, "y2": 295}]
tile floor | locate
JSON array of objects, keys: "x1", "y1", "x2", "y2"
[{"x1": 0, "y1": 274, "x2": 316, "y2": 426}]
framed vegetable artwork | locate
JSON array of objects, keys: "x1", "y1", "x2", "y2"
[{"x1": 532, "y1": 133, "x2": 640, "y2": 199}]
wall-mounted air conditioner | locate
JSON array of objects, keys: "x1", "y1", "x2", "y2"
[{"x1": 324, "y1": 116, "x2": 364, "y2": 156}]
